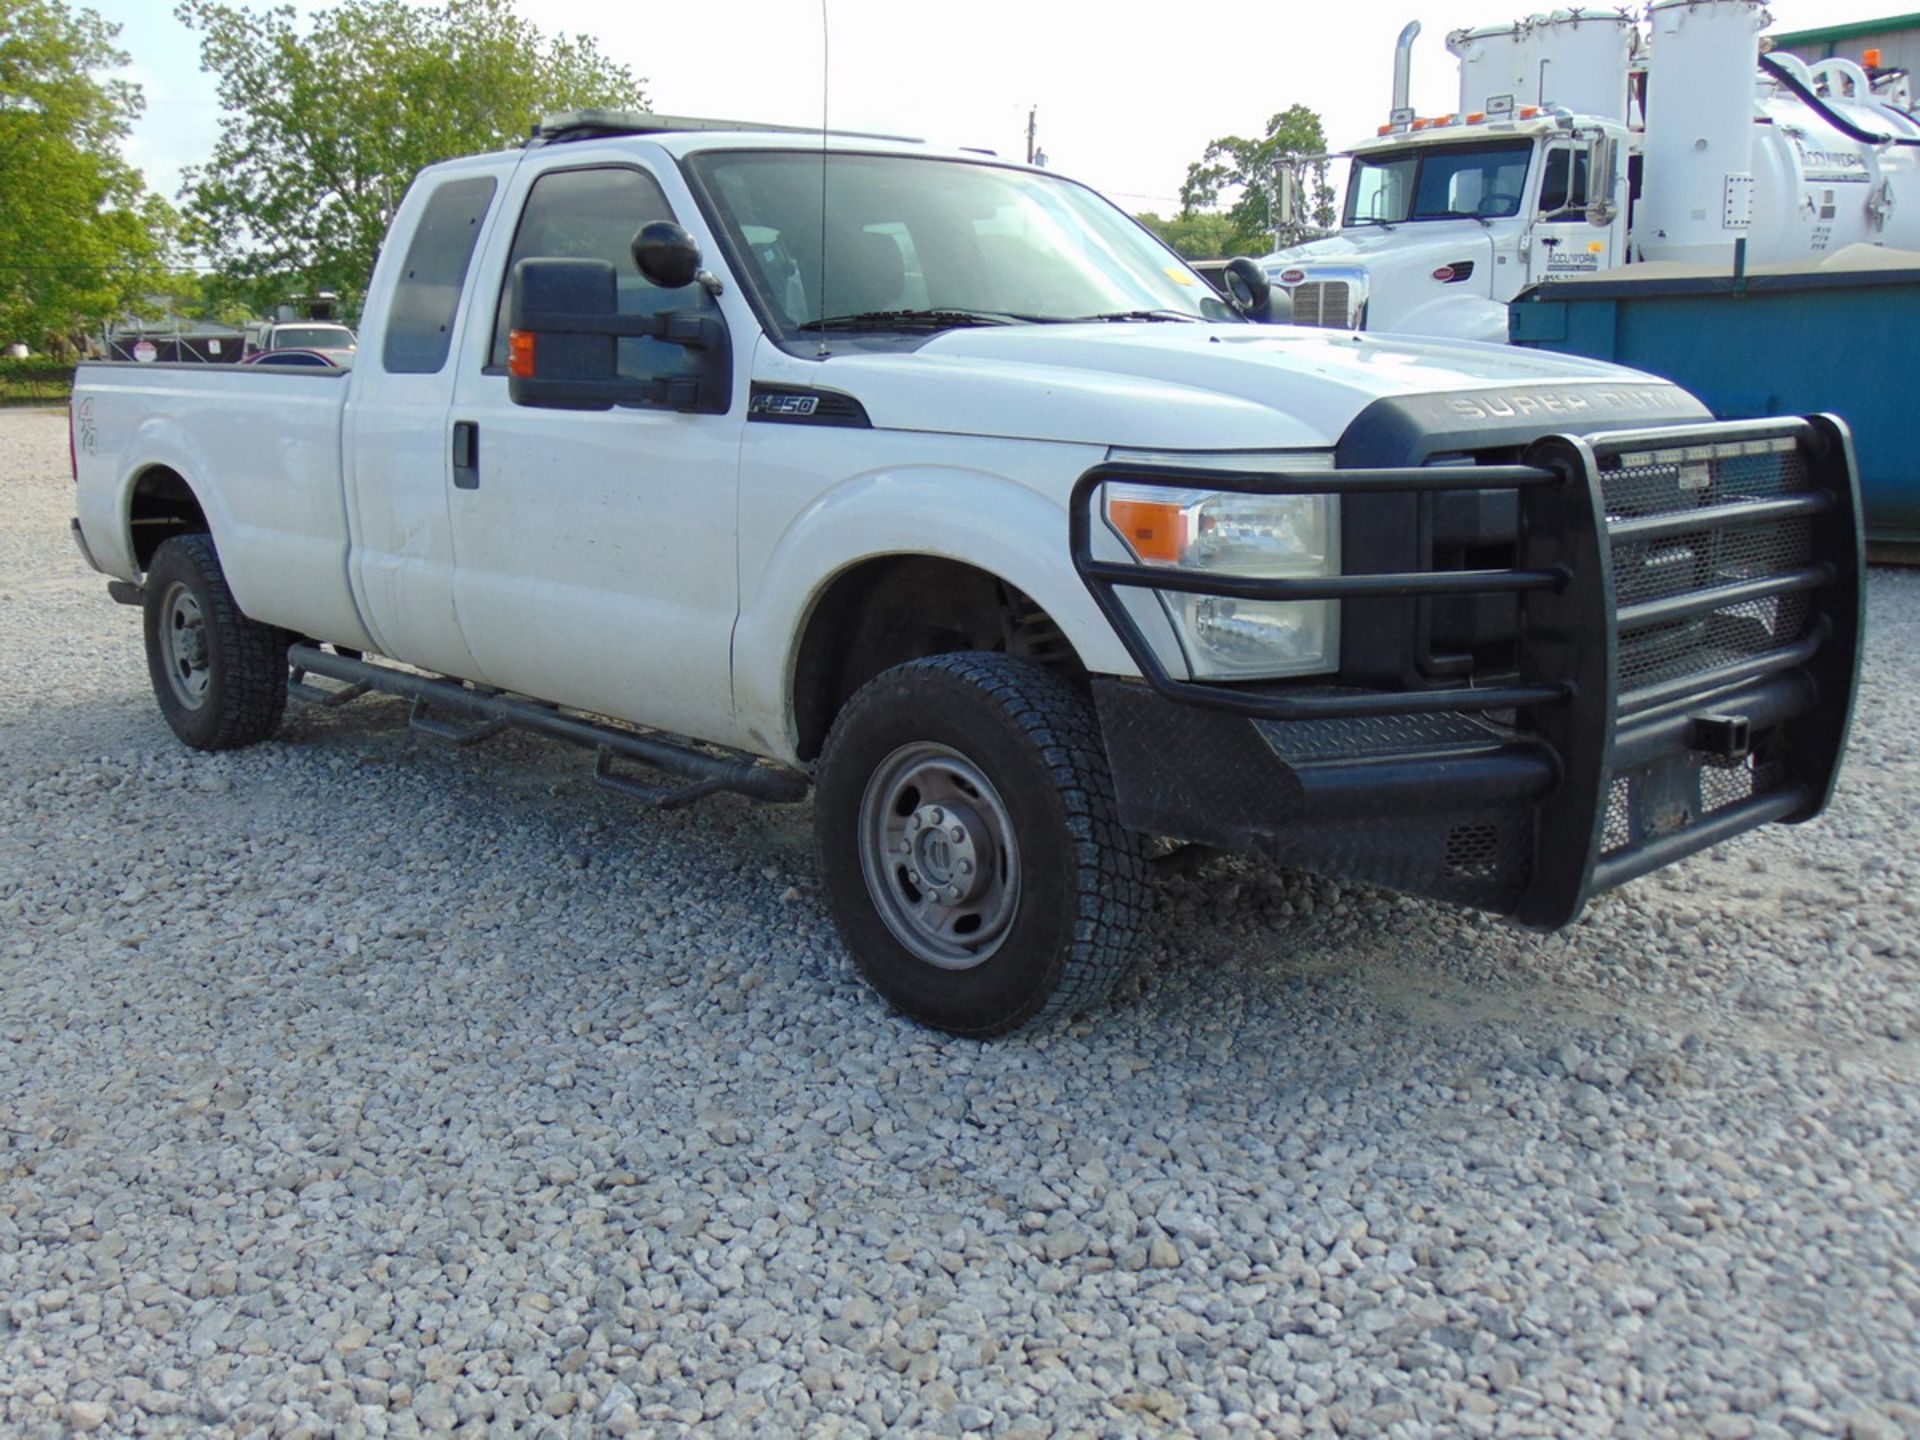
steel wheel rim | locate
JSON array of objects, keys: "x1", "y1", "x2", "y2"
[
  {"x1": 857, "y1": 741, "x2": 1021, "y2": 971},
  {"x1": 161, "y1": 581, "x2": 211, "y2": 711}
]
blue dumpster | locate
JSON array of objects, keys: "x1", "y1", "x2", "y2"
[{"x1": 1511, "y1": 246, "x2": 1920, "y2": 552}]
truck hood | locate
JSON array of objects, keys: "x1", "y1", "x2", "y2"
[
  {"x1": 1267, "y1": 219, "x2": 1493, "y2": 267},
  {"x1": 809, "y1": 322, "x2": 1676, "y2": 450}
]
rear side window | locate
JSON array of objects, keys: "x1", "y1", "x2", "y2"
[
  {"x1": 488, "y1": 166, "x2": 717, "y2": 379},
  {"x1": 383, "y1": 175, "x2": 498, "y2": 374}
]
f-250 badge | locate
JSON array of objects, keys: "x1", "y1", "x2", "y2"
[{"x1": 750, "y1": 392, "x2": 820, "y2": 418}]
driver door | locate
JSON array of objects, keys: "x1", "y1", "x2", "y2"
[
  {"x1": 1527, "y1": 142, "x2": 1615, "y2": 288},
  {"x1": 445, "y1": 158, "x2": 746, "y2": 743}
]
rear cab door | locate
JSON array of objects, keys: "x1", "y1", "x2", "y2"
[
  {"x1": 445, "y1": 140, "x2": 750, "y2": 743},
  {"x1": 344, "y1": 158, "x2": 510, "y2": 679}
]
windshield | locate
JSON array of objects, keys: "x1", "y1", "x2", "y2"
[
  {"x1": 687, "y1": 150, "x2": 1236, "y2": 338},
  {"x1": 274, "y1": 325, "x2": 356, "y2": 350},
  {"x1": 1344, "y1": 141, "x2": 1533, "y2": 225}
]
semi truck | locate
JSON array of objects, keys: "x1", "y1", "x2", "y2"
[
  {"x1": 1261, "y1": 0, "x2": 1920, "y2": 343},
  {"x1": 67, "y1": 114, "x2": 1863, "y2": 1035}
]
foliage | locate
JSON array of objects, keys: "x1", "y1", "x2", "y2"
[
  {"x1": 1176, "y1": 104, "x2": 1337, "y2": 253},
  {"x1": 177, "y1": 0, "x2": 649, "y2": 312},
  {"x1": 150, "y1": 268, "x2": 255, "y2": 329},
  {"x1": 0, "y1": 1, "x2": 178, "y2": 352},
  {"x1": 1133, "y1": 211, "x2": 1246, "y2": 261},
  {"x1": 0, "y1": 354, "x2": 76, "y2": 404}
]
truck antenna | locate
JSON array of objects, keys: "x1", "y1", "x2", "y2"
[{"x1": 817, "y1": 0, "x2": 832, "y2": 357}]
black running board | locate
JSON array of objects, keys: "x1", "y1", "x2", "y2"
[{"x1": 286, "y1": 644, "x2": 808, "y2": 808}]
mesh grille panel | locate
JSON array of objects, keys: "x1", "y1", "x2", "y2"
[
  {"x1": 1603, "y1": 777, "x2": 1632, "y2": 854},
  {"x1": 1291, "y1": 281, "x2": 1351, "y2": 328},
  {"x1": 1699, "y1": 757, "x2": 1757, "y2": 813},
  {"x1": 1602, "y1": 444, "x2": 1816, "y2": 697},
  {"x1": 1604, "y1": 446, "x2": 1811, "y2": 517}
]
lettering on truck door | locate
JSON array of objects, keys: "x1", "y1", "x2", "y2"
[{"x1": 446, "y1": 158, "x2": 746, "y2": 745}]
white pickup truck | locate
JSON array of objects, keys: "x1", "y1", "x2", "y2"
[{"x1": 69, "y1": 113, "x2": 1865, "y2": 1035}]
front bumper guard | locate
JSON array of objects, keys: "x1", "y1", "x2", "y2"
[{"x1": 1071, "y1": 416, "x2": 1864, "y2": 928}]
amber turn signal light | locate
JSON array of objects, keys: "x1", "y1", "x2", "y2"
[{"x1": 508, "y1": 330, "x2": 535, "y2": 379}]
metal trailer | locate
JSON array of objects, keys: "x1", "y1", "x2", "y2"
[{"x1": 1509, "y1": 246, "x2": 1920, "y2": 554}]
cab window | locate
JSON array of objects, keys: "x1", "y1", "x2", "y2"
[
  {"x1": 488, "y1": 166, "x2": 718, "y2": 381},
  {"x1": 1538, "y1": 148, "x2": 1591, "y2": 218}
]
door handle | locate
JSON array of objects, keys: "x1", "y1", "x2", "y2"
[{"x1": 452, "y1": 421, "x2": 479, "y2": 490}]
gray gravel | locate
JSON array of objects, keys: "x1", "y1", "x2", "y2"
[{"x1": 2, "y1": 404, "x2": 1918, "y2": 1440}]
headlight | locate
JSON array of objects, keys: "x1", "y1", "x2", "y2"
[{"x1": 1102, "y1": 484, "x2": 1339, "y2": 679}]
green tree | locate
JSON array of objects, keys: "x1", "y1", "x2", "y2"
[
  {"x1": 177, "y1": 0, "x2": 649, "y2": 311},
  {"x1": 1134, "y1": 210, "x2": 1245, "y2": 261},
  {"x1": 0, "y1": 1, "x2": 177, "y2": 351},
  {"x1": 1177, "y1": 104, "x2": 1337, "y2": 253}
]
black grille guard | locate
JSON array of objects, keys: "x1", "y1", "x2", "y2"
[{"x1": 1069, "y1": 415, "x2": 1865, "y2": 927}]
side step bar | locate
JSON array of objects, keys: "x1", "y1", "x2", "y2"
[{"x1": 285, "y1": 644, "x2": 808, "y2": 808}]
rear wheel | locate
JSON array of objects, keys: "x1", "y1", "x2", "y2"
[
  {"x1": 814, "y1": 652, "x2": 1149, "y2": 1036},
  {"x1": 142, "y1": 534, "x2": 288, "y2": 751}
]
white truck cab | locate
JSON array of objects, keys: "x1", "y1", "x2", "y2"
[
  {"x1": 1271, "y1": 111, "x2": 1630, "y2": 343},
  {"x1": 1267, "y1": 2, "x2": 1920, "y2": 343},
  {"x1": 68, "y1": 114, "x2": 1864, "y2": 1035}
]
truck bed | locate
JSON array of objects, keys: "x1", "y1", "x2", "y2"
[{"x1": 72, "y1": 362, "x2": 368, "y2": 650}]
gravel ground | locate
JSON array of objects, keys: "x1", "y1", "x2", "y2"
[{"x1": 1, "y1": 404, "x2": 1917, "y2": 1440}]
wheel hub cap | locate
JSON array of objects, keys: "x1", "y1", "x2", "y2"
[
  {"x1": 903, "y1": 801, "x2": 986, "y2": 903},
  {"x1": 857, "y1": 742, "x2": 1021, "y2": 971},
  {"x1": 160, "y1": 582, "x2": 211, "y2": 710}
]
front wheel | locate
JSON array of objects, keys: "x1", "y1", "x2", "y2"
[
  {"x1": 142, "y1": 534, "x2": 289, "y2": 751},
  {"x1": 814, "y1": 653, "x2": 1150, "y2": 1036}
]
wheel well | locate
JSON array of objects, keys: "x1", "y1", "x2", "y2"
[
  {"x1": 128, "y1": 467, "x2": 208, "y2": 570},
  {"x1": 792, "y1": 557, "x2": 1085, "y2": 762}
]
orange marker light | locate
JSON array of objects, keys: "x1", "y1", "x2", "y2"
[
  {"x1": 508, "y1": 329, "x2": 536, "y2": 379},
  {"x1": 1467, "y1": 111, "x2": 1486, "y2": 123},
  {"x1": 1864, "y1": 47, "x2": 1882, "y2": 68},
  {"x1": 1108, "y1": 497, "x2": 1184, "y2": 564}
]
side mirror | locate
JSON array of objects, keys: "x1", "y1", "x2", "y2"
[
  {"x1": 508, "y1": 256, "x2": 732, "y2": 413},
  {"x1": 1223, "y1": 256, "x2": 1272, "y2": 317},
  {"x1": 632, "y1": 221, "x2": 702, "y2": 290},
  {"x1": 1585, "y1": 138, "x2": 1620, "y2": 227}
]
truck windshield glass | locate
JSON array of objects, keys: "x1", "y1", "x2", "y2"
[
  {"x1": 1344, "y1": 141, "x2": 1533, "y2": 224},
  {"x1": 688, "y1": 151, "x2": 1235, "y2": 336}
]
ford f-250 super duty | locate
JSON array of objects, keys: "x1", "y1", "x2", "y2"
[{"x1": 68, "y1": 112, "x2": 1864, "y2": 1036}]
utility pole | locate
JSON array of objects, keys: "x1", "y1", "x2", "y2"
[{"x1": 1026, "y1": 106, "x2": 1037, "y2": 165}]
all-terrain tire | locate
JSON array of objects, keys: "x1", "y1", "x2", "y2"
[
  {"x1": 814, "y1": 652, "x2": 1150, "y2": 1037},
  {"x1": 142, "y1": 534, "x2": 289, "y2": 751}
]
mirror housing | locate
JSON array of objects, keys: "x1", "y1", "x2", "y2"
[
  {"x1": 507, "y1": 256, "x2": 731, "y2": 414},
  {"x1": 1585, "y1": 137, "x2": 1621, "y2": 227},
  {"x1": 632, "y1": 221, "x2": 702, "y2": 290},
  {"x1": 1223, "y1": 256, "x2": 1273, "y2": 317}
]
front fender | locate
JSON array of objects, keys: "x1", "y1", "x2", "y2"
[{"x1": 732, "y1": 460, "x2": 1186, "y2": 763}]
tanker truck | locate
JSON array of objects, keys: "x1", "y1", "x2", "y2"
[{"x1": 1258, "y1": 0, "x2": 1920, "y2": 343}]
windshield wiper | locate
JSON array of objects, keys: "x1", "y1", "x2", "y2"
[
  {"x1": 1073, "y1": 309, "x2": 1205, "y2": 323},
  {"x1": 795, "y1": 308, "x2": 1031, "y2": 333}
]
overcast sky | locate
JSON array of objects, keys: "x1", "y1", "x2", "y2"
[{"x1": 95, "y1": 0, "x2": 1896, "y2": 217}]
